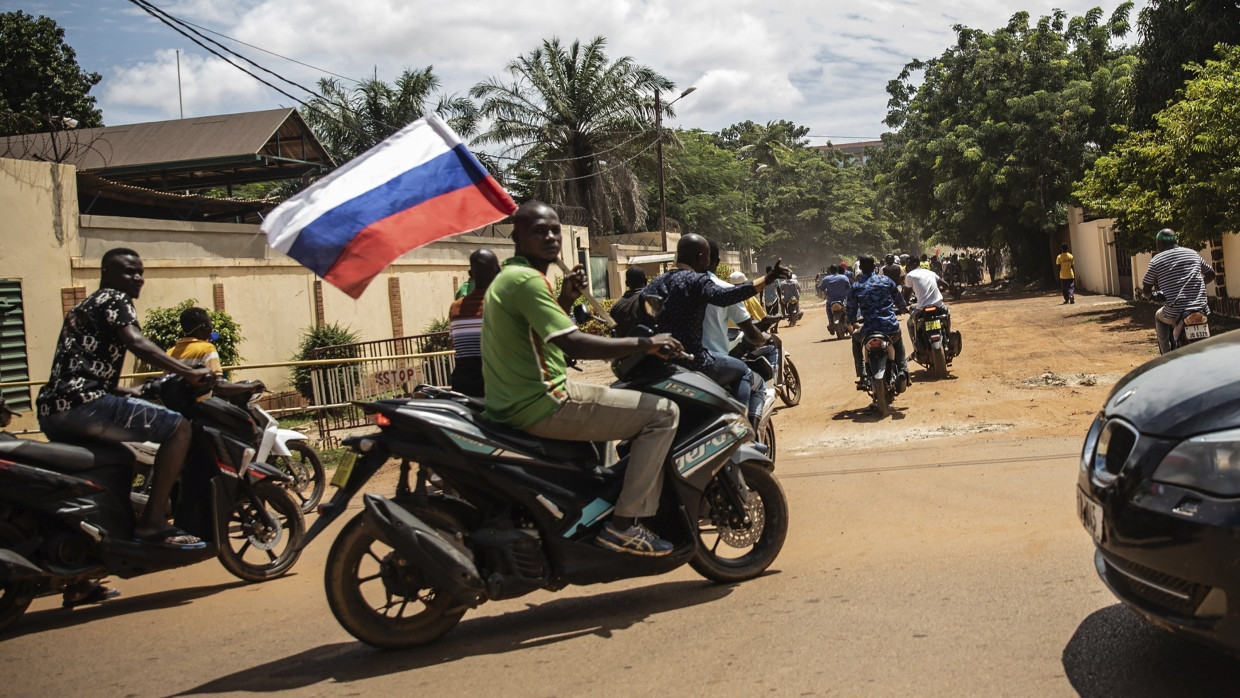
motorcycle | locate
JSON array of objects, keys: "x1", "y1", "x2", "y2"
[
  {"x1": 129, "y1": 390, "x2": 326, "y2": 515},
  {"x1": 828, "y1": 301, "x2": 852, "y2": 340},
  {"x1": 859, "y1": 331, "x2": 907, "y2": 417},
  {"x1": 300, "y1": 337, "x2": 788, "y2": 649},
  {"x1": 908, "y1": 306, "x2": 962, "y2": 379},
  {"x1": 0, "y1": 376, "x2": 306, "y2": 632},
  {"x1": 1150, "y1": 291, "x2": 1211, "y2": 353},
  {"x1": 729, "y1": 314, "x2": 802, "y2": 409},
  {"x1": 783, "y1": 295, "x2": 803, "y2": 326}
]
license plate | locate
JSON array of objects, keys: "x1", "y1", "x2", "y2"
[
  {"x1": 1077, "y1": 488, "x2": 1104, "y2": 543},
  {"x1": 331, "y1": 450, "x2": 359, "y2": 488},
  {"x1": 924, "y1": 320, "x2": 941, "y2": 330},
  {"x1": 1185, "y1": 323, "x2": 1210, "y2": 340}
]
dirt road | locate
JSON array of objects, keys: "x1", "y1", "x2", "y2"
[{"x1": 5, "y1": 287, "x2": 1238, "y2": 696}]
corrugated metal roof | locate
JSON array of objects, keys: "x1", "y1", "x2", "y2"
[{"x1": 0, "y1": 108, "x2": 333, "y2": 188}]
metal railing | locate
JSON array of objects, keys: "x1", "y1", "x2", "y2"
[{"x1": 305, "y1": 331, "x2": 455, "y2": 447}]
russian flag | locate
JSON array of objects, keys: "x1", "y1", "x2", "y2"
[{"x1": 262, "y1": 113, "x2": 517, "y2": 298}]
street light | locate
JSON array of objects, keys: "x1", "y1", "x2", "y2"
[{"x1": 656, "y1": 86, "x2": 697, "y2": 252}]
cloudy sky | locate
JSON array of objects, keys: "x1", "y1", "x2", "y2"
[{"x1": 22, "y1": 0, "x2": 1145, "y2": 147}]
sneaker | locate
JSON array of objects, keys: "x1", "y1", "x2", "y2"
[
  {"x1": 1070, "y1": 297, "x2": 1075, "y2": 304},
  {"x1": 596, "y1": 521, "x2": 674, "y2": 557}
]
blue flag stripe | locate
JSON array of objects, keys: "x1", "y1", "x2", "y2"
[{"x1": 289, "y1": 145, "x2": 487, "y2": 276}]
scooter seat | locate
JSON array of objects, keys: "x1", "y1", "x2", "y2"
[
  {"x1": 0, "y1": 438, "x2": 134, "y2": 474},
  {"x1": 474, "y1": 420, "x2": 602, "y2": 465}
]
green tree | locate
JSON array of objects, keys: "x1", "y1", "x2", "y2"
[
  {"x1": 880, "y1": 5, "x2": 1135, "y2": 279},
  {"x1": 1077, "y1": 44, "x2": 1240, "y2": 249},
  {"x1": 657, "y1": 129, "x2": 764, "y2": 246},
  {"x1": 471, "y1": 36, "x2": 673, "y2": 235},
  {"x1": 0, "y1": 11, "x2": 102, "y2": 137},
  {"x1": 1129, "y1": 0, "x2": 1240, "y2": 128},
  {"x1": 301, "y1": 66, "x2": 479, "y2": 165}
]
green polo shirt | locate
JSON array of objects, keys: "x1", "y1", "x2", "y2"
[{"x1": 481, "y1": 256, "x2": 577, "y2": 428}]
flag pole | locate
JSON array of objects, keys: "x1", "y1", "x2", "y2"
[{"x1": 555, "y1": 258, "x2": 616, "y2": 328}]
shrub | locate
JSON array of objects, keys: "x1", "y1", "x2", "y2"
[
  {"x1": 142, "y1": 299, "x2": 243, "y2": 368},
  {"x1": 420, "y1": 316, "x2": 452, "y2": 352},
  {"x1": 290, "y1": 323, "x2": 360, "y2": 401}
]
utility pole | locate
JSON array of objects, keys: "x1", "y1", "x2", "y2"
[
  {"x1": 655, "y1": 88, "x2": 667, "y2": 252},
  {"x1": 177, "y1": 50, "x2": 184, "y2": 119}
]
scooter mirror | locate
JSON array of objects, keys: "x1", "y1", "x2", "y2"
[
  {"x1": 643, "y1": 294, "x2": 664, "y2": 318},
  {"x1": 572, "y1": 304, "x2": 592, "y2": 325}
]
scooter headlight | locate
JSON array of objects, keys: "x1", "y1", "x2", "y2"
[{"x1": 1152, "y1": 427, "x2": 1240, "y2": 495}]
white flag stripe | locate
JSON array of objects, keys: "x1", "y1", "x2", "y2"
[{"x1": 262, "y1": 114, "x2": 462, "y2": 253}]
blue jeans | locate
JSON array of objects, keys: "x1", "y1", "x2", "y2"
[
  {"x1": 704, "y1": 354, "x2": 762, "y2": 419},
  {"x1": 40, "y1": 394, "x2": 183, "y2": 444}
]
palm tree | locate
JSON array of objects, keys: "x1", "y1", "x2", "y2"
[
  {"x1": 471, "y1": 37, "x2": 673, "y2": 235},
  {"x1": 301, "y1": 66, "x2": 479, "y2": 165}
]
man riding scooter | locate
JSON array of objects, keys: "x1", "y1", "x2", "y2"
[
  {"x1": 903, "y1": 255, "x2": 953, "y2": 355},
  {"x1": 1141, "y1": 228, "x2": 1216, "y2": 354},
  {"x1": 847, "y1": 255, "x2": 909, "y2": 391}
]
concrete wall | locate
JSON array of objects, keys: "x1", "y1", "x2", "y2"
[
  {"x1": 0, "y1": 158, "x2": 593, "y2": 424},
  {"x1": 1066, "y1": 208, "x2": 1121, "y2": 296}
]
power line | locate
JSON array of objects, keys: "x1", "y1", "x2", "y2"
[{"x1": 174, "y1": 17, "x2": 360, "y2": 84}]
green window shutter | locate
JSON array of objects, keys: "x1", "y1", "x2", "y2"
[{"x1": 0, "y1": 280, "x2": 30, "y2": 412}]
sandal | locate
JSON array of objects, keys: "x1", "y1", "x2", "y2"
[
  {"x1": 63, "y1": 582, "x2": 121, "y2": 608},
  {"x1": 134, "y1": 527, "x2": 206, "y2": 550}
]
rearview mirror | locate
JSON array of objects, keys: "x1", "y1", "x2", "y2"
[{"x1": 643, "y1": 294, "x2": 664, "y2": 318}]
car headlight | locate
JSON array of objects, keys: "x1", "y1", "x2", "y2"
[{"x1": 1152, "y1": 427, "x2": 1240, "y2": 495}]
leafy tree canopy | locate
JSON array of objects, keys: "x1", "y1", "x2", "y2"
[
  {"x1": 658, "y1": 129, "x2": 764, "y2": 247},
  {"x1": 1129, "y1": 0, "x2": 1240, "y2": 128},
  {"x1": 471, "y1": 37, "x2": 672, "y2": 236},
  {"x1": 879, "y1": 5, "x2": 1135, "y2": 279},
  {"x1": 301, "y1": 66, "x2": 479, "y2": 165},
  {"x1": 0, "y1": 11, "x2": 102, "y2": 137},
  {"x1": 1076, "y1": 44, "x2": 1240, "y2": 250}
]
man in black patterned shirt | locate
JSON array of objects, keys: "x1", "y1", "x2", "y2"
[{"x1": 37, "y1": 248, "x2": 213, "y2": 549}]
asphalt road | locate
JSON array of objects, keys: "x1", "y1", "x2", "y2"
[{"x1": 3, "y1": 290, "x2": 1238, "y2": 696}]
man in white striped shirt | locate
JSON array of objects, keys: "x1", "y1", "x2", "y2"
[{"x1": 1141, "y1": 229, "x2": 1216, "y2": 354}]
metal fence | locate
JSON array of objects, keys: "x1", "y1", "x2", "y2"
[{"x1": 305, "y1": 331, "x2": 455, "y2": 447}]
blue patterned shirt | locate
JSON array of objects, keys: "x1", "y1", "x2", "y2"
[
  {"x1": 846, "y1": 271, "x2": 907, "y2": 336},
  {"x1": 641, "y1": 266, "x2": 760, "y2": 371}
]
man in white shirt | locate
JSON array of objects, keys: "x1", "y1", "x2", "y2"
[{"x1": 903, "y1": 256, "x2": 953, "y2": 352}]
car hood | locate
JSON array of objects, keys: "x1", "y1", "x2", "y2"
[{"x1": 1103, "y1": 330, "x2": 1240, "y2": 438}]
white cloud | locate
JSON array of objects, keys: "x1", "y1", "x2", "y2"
[{"x1": 94, "y1": 0, "x2": 1147, "y2": 137}]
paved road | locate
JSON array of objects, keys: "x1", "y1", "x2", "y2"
[{"x1": 3, "y1": 291, "x2": 1238, "y2": 696}]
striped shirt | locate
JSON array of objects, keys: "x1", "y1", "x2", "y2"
[
  {"x1": 1143, "y1": 246, "x2": 1212, "y2": 317},
  {"x1": 449, "y1": 289, "x2": 485, "y2": 359}
]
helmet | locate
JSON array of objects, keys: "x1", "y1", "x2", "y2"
[{"x1": 729, "y1": 271, "x2": 747, "y2": 284}]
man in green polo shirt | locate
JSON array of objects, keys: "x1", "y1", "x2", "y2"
[{"x1": 482, "y1": 201, "x2": 684, "y2": 556}]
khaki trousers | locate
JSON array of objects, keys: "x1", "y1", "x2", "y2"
[{"x1": 524, "y1": 380, "x2": 679, "y2": 518}]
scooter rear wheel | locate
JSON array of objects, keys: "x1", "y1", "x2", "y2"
[
  {"x1": 325, "y1": 503, "x2": 467, "y2": 649},
  {"x1": 779, "y1": 357, "x2": 802, "y2": 407},
  {"x1": 932, "y1": 346, "x2": 949, "y2": 379},
  {"x1": 691, "y1": 461, "x2": 789, "y2": 584},
  {"x1": 874, "y1": 376, "x2": 891, "y2": 416}
]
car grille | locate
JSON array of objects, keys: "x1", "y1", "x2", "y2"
[
  {"x1": 1095, "y1": 419, "x2": 1138, "y2": 478},
  {"x1": 1104, "y1": 555, "x2": 1208, "y2": 616}
]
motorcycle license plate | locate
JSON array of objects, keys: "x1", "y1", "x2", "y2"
[
  {"x1": 1077, "y1": 488, "x2": 1103, "y2": 543},
  {"x1": 924, "y1": 320, "x2": 942, "y2": 330},
  {"x1": 1185, "y1": 324, "x2": 1210, "y2": 340},
  {"x1": 331, "y1": 450, "x2": 359, "y2": 488}
]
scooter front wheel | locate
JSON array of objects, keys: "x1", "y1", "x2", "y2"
[
  {"x1": 0, "y1": 520, "x2": 36, "y2": 632},
  {"x1": 779, "y1": 357, "x2": 801, "y2": 407},
  {"x1": 217, "y1": 481, "x2": 305, "y2": 582},
  {"x1": 268, "y1": 441, "x2": 326, "y2": 514},
  {"x1": 691, "y1": 461, "x2": 789, "y2": 584}
]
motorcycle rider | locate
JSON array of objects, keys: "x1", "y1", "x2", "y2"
[
  {"x1": 1141, "y1": 228, "x2": 1216, "y2": 354},
  {"x1": 168, "y1": 307, "x2": 261, "y2": 399},
  {"x1": 481, "y1": 202, "x2": 684, "y2": 556},
  {"x1": 608, "y1": 266, "x2": 648, "y2": 338},
  {"x1": 779, "y1": 274, "x2": 801, "y2": 320},
  {"x1": 903, "y1": 255, "x2": 953, "y2": 355},
  {"x1": 700, "y1": 242, "x2": 770, "y2": 415},
  {"x1": 728, "y1": 270, "x2": 781, "y2": 375},
  {"x1": 881, "y1": 254, "x2": 903, "y2": 285},
  {"x1": 642, "y1": 235, "x2": 789, "y2": 429},
  {"x1": 37, "y1": 248, "x2": 214, "y2": 550},
  {"x1": 816, "y1": 265, "x2": 852, "y2": 335},
  {"x1": 847, "y1": 254, "x2": 909, "y2": 390}
]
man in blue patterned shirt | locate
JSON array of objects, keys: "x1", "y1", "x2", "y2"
[
  {"x1": 642, "y1": 235, "x2": 788, "y2": 425},
  {"x1": 847, "y1": 255, "x2": 909, "y2": 388}
]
